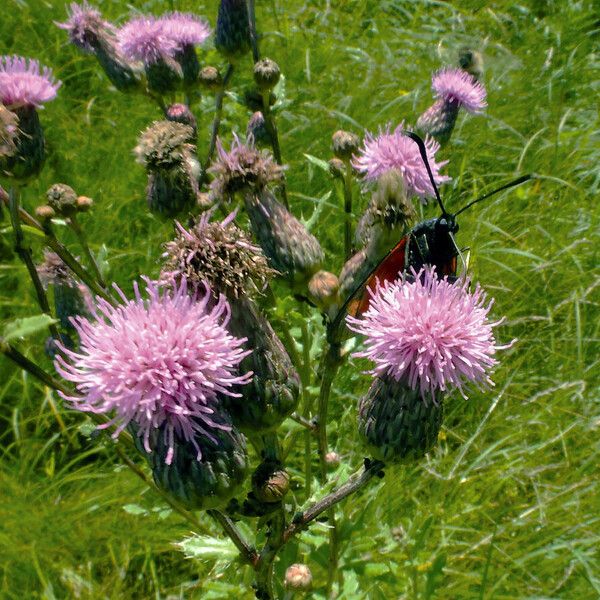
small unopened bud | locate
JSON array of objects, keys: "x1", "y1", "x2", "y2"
[
  {"x1": 199, "y1": 66, "x2": 222, "y2": 91},
  {"x1": 332, "y1": 130, "x2": 360, "y2": 161},
  {"x1": 284, "y1": 563, "x2": 312, "y2": 591},
  {"x1": 252, "y1": 460, "x2": 290, "y2": 503},
  {"x1": 197, "y1": 192, "x2": 213, "y2": 210},
  {"x1": 76, "y1": 196, "x2": 94, "y2": 212},
  {"x1": 253, "y1": 58, "x2": 281, "y2": 91},
  {"x1": 246, "y1": 111, "x2": 271, "y2": 147},
  {"x1": 215, "y1": 0, "x2": 251, "y2": 60},
  {"x1": 324, "y1": 451, "x2": 341, "y2": 469},
  {"x1": 308, "y1": 270, "x2": 340, "y2": 312},
  {"x1": 328, "y1": 157, "x2": 346, "y2": 179},
  {"x1": 35, "y1": 205, "x2": 56, "y2": 221},
  {"x1": 46, "y1": 183, "x2": 78, "y2": 216},
  {"x1": 165, "y1": 103, "x2": 197, "y2": 137}
]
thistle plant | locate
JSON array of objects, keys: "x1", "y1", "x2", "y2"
[{"x1": 0, "y1": 4, "x2": 532, "y2": 599}]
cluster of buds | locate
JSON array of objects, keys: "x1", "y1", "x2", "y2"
[{"x1": 35, "y1": 183, "x2": 93, "y2": 222}]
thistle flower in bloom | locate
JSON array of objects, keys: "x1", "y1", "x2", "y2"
[
  {"x1": 347, "y1": 266, "x2": 506, "y2": 400},
  {"x1": 160, "y1": 210, "x2": 275, "y2": 299},
  {"x1": 0, "y1": 56, "x2": 61, "y2": 109},
  {"x1": 118, "y1": 17, "x2": 177, "y2": 65},
  {"x1": 158, "y1": 12, "x2": 211, "y2": 50},
  {"x1": 209, "y1": 135, "x2": 284, "y2": 201},
  {"x1": 352, "y1": 123, "x2": 449, "y2": 201},
  {"x1": 55, "y1": 279, "x2": 252, "y2": 465},
  {"x1": 56, "y1": 2, "x2": 113, "y2": 53}
]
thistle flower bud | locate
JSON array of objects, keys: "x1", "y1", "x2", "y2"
[
  {"x1": 328, "y1": 157, "x2": 345, "y2": 179},
  {"x1": 325, "y1": 451, "x2": 341, "y2": 469},
  {"x1": 245, "y1": 188, "x2": 324, "y2": 288},
  {"x1": 253, "y1": 58, "x2": 281, "y2": 91},
  {"x1": 35, "y1": 205, "x2": 56, "y2": 222},
  {"x1": 246, "y1": 111, "x2": 271, "y2": 147},
  {"x1": 284, "y1": 564, "x2": 313, "y2": 591},
  {"x1": 308, "y1": 270, "x2": 340, "y2": 314},
  {"x1": 199, "y1": 66, "x2": 223, "y2": 91},
  {"x1": 215, "y1": 0, "x2": 251, "y2": 60},
  {"x1": 0, "y1": 104, "x2": 18, "y2": 158},
  {"x1": 332, "y1": 129, "x2": 360, "y2": 161},
  {"x1": 458, "y1": 47, "x2": 484, "y2": 81},
  {"x1": 165, "y1": 103, "x2": 197, "y2": 138},
  {"x1": 358, "y1": 375, "x2": 443, "y2": 463},
  {"x1": 252, "y1": 460, "x2": 290, "y2": 503},
  {"x1": 46, "y1": 183, "x2": 78, "y2": 216},
  {"x1": 2, "y1": 107, "x2": 45, "y2": 179},
  {"x1": 76, "y1": 195, "x2": 94, "y2": 212}
]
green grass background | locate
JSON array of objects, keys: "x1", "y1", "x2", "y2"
[{"x1": 1, "y1": 0, "x2": 598, "y2": 598}]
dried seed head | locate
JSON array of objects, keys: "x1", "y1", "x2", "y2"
[
  {"x1": 332, "y1": 129, "x2": 359, "y2": 161},
  {"x1": 46, "y1": 183, "x2": 78, "y2": 216},
  {"x1": 252, "y1": 460, "x2": 290, "y2": 503},
  {"x1": 135, "y1": 120, "x2": 196, "y2": 171},
  {"x1": 160, "y1": 210, "x2": 275, "y2": 298},
  {"x1": 253, "y1": 58, "x2": 281, "y2": 91},
  {"x1": 284, "y1": 564, "x2": 313, "y2": 591},
  {"x1": 209, "y1": 135, "x2": 284, "y2": 200},
  {"x1": 199, "y1": 65, "x2": 223, "y2": 91}
]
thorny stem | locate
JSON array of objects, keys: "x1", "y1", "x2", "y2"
[
  {"x1": 8, "y1": 190, "x2": 61, "y2": 341},
  {"x1": 289, "y1": 411, "x2": 317, "y2": 434},
  {"x1": 202, "y1": 64, "x2": 235, "y2": 183},
  {"x1": 247, "y1": 0, "x2": 260, "y2": 63},
  {"x1": 299, "y1": 303, "x2": 314, "y2": 499},
  {"x1": 343, "y1": 163, "x2": 353, "y2": 260},
  {"x1": 208, "y1": 510, "x2": 259, "y2": 566},
  {"x1": 68, "y1": 214, "x2": 107, "y2": 289}
]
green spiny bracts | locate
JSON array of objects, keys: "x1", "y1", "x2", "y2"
[
  {"x1": 253, "y1": 58, "x2": 281, "y2": 91},
  {"x1": 251, "y1": 459, "x2": 290, "y2": 503},
  {"x1": 135, "y1": 414, "x2": 249, "y2": 510},
  {"x1": 416, "y1": 98, "x2": 460, "y2": 146},
  {"x1": 146, "y1": 57, "x2": 183, "y2": 96},
  {"x1": 215, "y1": 0, "x2": 251, "y2": 60},
  {"x1": 358, "y1": 375, "x2": 443, "y2": 463},
  {"x1": 225, "y1": 296, "x2": 300, "y2": 433},
  {"x1": 2, "y1": 106, "x2": 45, "y2": 179},
  {"x1": 245, "y1": 188, "x2": 324, "y2": 289}
]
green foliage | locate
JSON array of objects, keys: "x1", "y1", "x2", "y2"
[{"x1": 1, "y1": 0, "x2": 598, "y2": 598}]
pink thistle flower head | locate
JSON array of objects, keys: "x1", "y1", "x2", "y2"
[
  {"x1": 56, "y1": 2, "x2": 113, "y2": 53},
  {"x1": 55, "y1": 278, "x2": 252, "y2": 465},
  {"x1": 158, "y1": 12, "x2": 212, "y2": 50},
  {"x1": 0, "y1": 56, "x2": 61, "y2": 109},
  {"x1": 347, "y1": 266, "x2": 508, "y2": 400},
  {"x1": 351, "y1": 123, "x2": 450, "y2": 202},
  {"x1": 432, "y1": 67, "x2": 487, "y2": 113},
  {"x1": 117, "y1": 16, "x2": 178, "y2": 64}
]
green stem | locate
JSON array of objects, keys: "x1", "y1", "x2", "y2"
[
  {"x1": 207, "y1": 510, "x2": 258, "y2": 566},
  {"x1": 69, "y1": 214, "x2": 107, "y2": 289},
  {"x1": 299, "y1": 303, "x2": 313, "y2": 499},
  {"x1": 8, "y1": 190, "x2": 61, "y2": 341},
  {"x1": 343, "y1": 163, "x2": 353, "y2": 260},
  {"x1": 263, "y1": 286, "x2": 301, "y2": 371},
  {"x1": 248, "y1": 0, "x2": 260, "y2": 63}
]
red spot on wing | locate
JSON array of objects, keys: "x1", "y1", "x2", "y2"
[{"x1": 350, "y1": 237, "x2": 408, "y2": 318}]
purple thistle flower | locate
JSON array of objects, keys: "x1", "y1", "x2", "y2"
[
  {"x1": 0, "y1": 56, "x2": 61, "y2": 109},
  {"x1": 158, "y1": 12, "x2": 212, "y2": 50},
  {"x1": 431, "y1": 67, "x2": 487, "y2": 113},
  {"x1": 351, "y1": 123, "x2": 450, "y2": 201},
  {"x1": 55, "y1": 278, "x2": 252, "y2": 465},
  {"x1": 117, "y1": 16, "x2": 178, "y2": 64},
  {"x1": 56, "y1": 2, "x2": 113, "y2": 53},
  {"x1": 347, "y1": 266, "x2": 508, "y2": 400}
]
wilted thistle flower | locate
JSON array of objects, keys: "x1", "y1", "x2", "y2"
[
  {"x1": 416, "y1": 68, "x2": 487, "y2": 145},
  {"x1": 160, "y1": 210, "x2": 275, "y2": 298},
  {"x1": 118, "y1": 16, "x2": 182, "y2": 94},
  {"x1": 347, "y1": 266, "x2": 506, "y2": 400},
  {"x1": 0, "y1": 56, "x2": 61, "y2": 178},
  {"x1": 209, "y1": 135, "x2": 284, "y2": 201},
  {"x1": 0, "y1": 104, "x2": 18, "y2": 158},
  {"x1": 215, "y1": 0, "x2": 251, "y2": 60},
  {"x1": 37, "y1": 250, "x2": 89, "y2": 331},
  {"x1": 135, "y1": 120, "x2": 199, "y2": 217},
  {"x1": 158, "y1": 12, "x2": 211, "y2": 85},
  {"x1": 352, "y1": 123, "x2": 450, "y2": 202},
  {"x1": 245, "y1": 188, "x2": 325, "y2": 288},
  {"x1": 55, "y1": 278, "x2": 252, "y2": 466},
  {"x1": 57, "y1": 2, "x2": 137, "y2": 91}
]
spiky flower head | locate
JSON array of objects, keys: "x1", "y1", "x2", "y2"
[
  {"x1": 209, "y1": 135, "x2": 284, "y2": 200},
  {"x1": 160, "y1": 210, "x2": 275, "y2": 298},
  {"x1": 0, "y1": 56, "x2": 61, "y2": 109},
  {"x1": 215, "y1": 0, "x2": 251, "y2": 59},
  {"x1": 135, "y1": 120, "x2": 195, "y2": 171},
  {"x1": 0, "y1": 104, "x2": 18, "y2": 157},
  {"x1": 352, "y1": 123, "x2": 449, "y2": 201},
  {"x1": 431, "y1": 67, "x2": 487, "y2": 113},
  {"x1": 56, "y1": 2, "x2": 113, "y2": 53},
  {"x1": 158, "y1": 12, "x2": 211, "y2": 50},
  {"x1": 347, "y1": 266, "x2": 507, "y2": 400},
  {"x1": 117, "y1": 16, "x2": 178, "y2": 65},
  {"x1": 55, "y1": 279, "x2": 252, "y2": 466}
]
